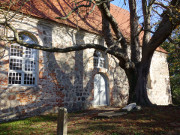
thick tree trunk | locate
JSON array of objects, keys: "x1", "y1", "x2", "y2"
[
  {"x1": 123, "y1": 52, "x2": 154, "y2": 106},
  {"x1": 125, "y1": 68, "x2": 137, "y2": 104},
  {"x1": 135, "y1": 54, "x2": 153, "y2": 106}
]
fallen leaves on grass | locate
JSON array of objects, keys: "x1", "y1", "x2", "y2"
[{"x1": 0, "y1": 106, "x2": 179, "y2": 135}]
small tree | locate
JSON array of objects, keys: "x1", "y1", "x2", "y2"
[{"x1": 0, "y1": 0, "x2": 180, "y2": 106}]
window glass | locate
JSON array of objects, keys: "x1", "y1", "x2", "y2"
[
  {"x1": 8, "y1": 33, "x2": 38, "y2": 85},
  {"x1": 10, "y1": 45, "x2": 23, "y2": 57},
  {"x1": 9, "y1": 59, "x2": 22, "y2": 70},
  {"x1": 94, "y1": 51, "x2": 106, "y2": 68}
]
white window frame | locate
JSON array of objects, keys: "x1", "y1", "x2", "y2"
[
  {"x1": 8, "y1": 34, "x2": 38, "y2": 86},
  {"x1": 94, "y1": 57, "x2": 105, "y2": 68},
  {"x1": 94, "y1": 51, "x2": 107, "y2": 68}
]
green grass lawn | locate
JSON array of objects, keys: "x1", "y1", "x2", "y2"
[{"x1": 0, "y1": 106, "x2": 179, "y2": 135}]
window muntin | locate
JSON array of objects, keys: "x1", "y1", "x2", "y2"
[
  {"x1": 8, "y1": 33, "x2": 38, "y2": 85},
  {"x1": 25, "y1": 60, "x2": 36, "y2": 71},
  {"x1": 9, "y1": 72, "x2": 22, "y2": 84},
  {"x1": 94, "y1": 57, "x2": 105, "y2": 68},
  {"x1": 9, "y1": 58, "x2": 22, "y2": 70},
  {"x1": 24, "y1": 73, "x2": 35, "y2": 85},
  {"x1": 10, "y1": 44, "x2": 23, "y2": 57},
  {"x1": 94, "y1": 51, "x2": 106, "y2": 68}
]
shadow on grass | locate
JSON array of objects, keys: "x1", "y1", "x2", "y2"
[
  {"x1": 68, "y1": 122, "x2": 145, "y2": 135},
  {"x1": 0, "y1": 114, "x2": 58, "y2": 135},
  {"x1": 68, "y1": 106, "x2": 180, "y2": 135},
  {"x1": 0, "y1": 106, "x2": 180, "y2": 135},
  {"x1": 68, "y1": 124, "x2": 120, "y2": 135},
  {"x1": 1, "y1": 113, "x2": 58, "y2": 124}
]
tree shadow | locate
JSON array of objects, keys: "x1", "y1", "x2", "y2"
[{"x1": 67, "y1": 106, "x2": 180, "y2": 135}]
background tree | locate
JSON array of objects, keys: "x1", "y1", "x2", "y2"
[
  {"x1": 0, "y1": 0, "x2": 180, "y2": 106},
  {"x1": 162, "y1": 26, "x2": 180, "y2": 105}
]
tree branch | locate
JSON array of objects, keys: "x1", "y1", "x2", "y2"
[
  {"x1": 97, "y1": 2, "x2": 128, "y2": 54},
  {"x1": 142, "y1": 0, "x2": 152, "y2": 46},
  {"x1": 128, "y1": 0, "x2": 140, "y2": 63},
  {"x1": 0, "y1": 18, "x2": 129, "y2": 65},
  {"x1": 154, "y1": 1, "x2": 180, "y2": 23},
  {"x1": 56, "y1": 0, "x2": 95, "y2": 20},
  {"x1": 146, "y1": 0, "x2": 180, "y2": 55}
]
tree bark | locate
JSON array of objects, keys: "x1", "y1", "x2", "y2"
[
  {"x1": 135, "y1": 53, "x2": 153, "y2": 106},
  {"x1": 125, "y1": 67, "x2": 137, "y2": 104}
]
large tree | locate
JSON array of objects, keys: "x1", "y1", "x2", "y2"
[{"x1": 0, "y1": 0, "x2": 180, "y2": 106}]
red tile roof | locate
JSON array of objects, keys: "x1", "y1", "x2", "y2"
[{"x1": 0, "y1": 0, "x2": 167, "y2": 53}]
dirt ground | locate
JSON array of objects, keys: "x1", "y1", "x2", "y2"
[
  {"x1": 67, "y1": 106, "x2": 180, "y2": 135},
  {"x1": 0, "y1": 106, "x2": 179, "y2": 135}
]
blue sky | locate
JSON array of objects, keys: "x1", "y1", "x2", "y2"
[
  {"x1": 111, "y1": 0, "x2": 129, "y2": 10},
  {"x1": 110, "y1": 0, "x2": 165, "y2": 31}
]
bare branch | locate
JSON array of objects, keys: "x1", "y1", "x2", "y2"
[
  {"x1": 0, "y1": 17, "x2": 129, "y2": 64},
  {"x1": 56, "y1": 0, "x2": 95, "y2": 20},
  {"x1": 142, "y1": 0, "x2": 152, "y2": 46},
  {"x1": 128, "y1": 0, "x2": 141, "y2": 63},
  {"x1": 0, "y1": 49, "x2": 6, "y2": 59},
  {"x1": 149, "y1": 0, "x2": 156, "y2": 7},
  {"x1": 147, "y1": 0, "x2": 180, "y2": 54},
  {"x1": 152, "y1": 7, "x2": 162, "y2": 17},
  {"x1": 154, "y1": 1, "x2": 180, "y2": 23},
  {"x1": 7, "y1": 0, "x2": 31, "y2": 21},
  {"x1": 154, "y1": 2, "x2": 168, "y2": 10},
  {"x1": 15, "y1": 41, "x2": 129, "y2": 65},
  {"x1": 98, "y1": 2, "x2": 128, "y2": 53}
]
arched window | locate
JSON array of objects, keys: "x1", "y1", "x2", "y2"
[
  {"x1": 93, "y1": 50, "x2": 107, "y2": 68},
  {"x1": 8, "y1": 32, "x2": 38, "y2": 85}
]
